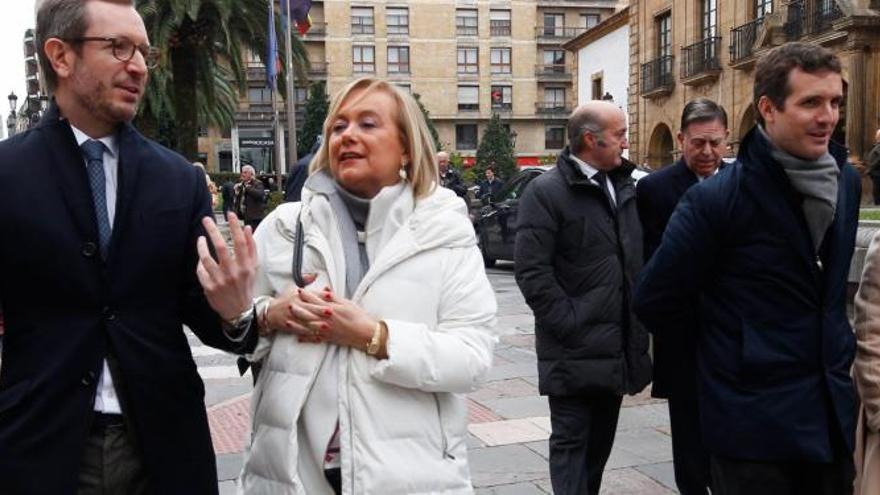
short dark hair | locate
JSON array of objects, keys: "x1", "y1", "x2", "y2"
[
  {"x1": 680, "y1": 98, "x2": 728, "y2": 133},
  {"x1": 753, "y1": 42, "x2": 841, "y2": 124},
  {"x1": 36, "y1": 0, "x2": 135, "y2": 92}
]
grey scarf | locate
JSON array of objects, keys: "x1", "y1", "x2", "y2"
[{"x1": 759, "y1": 126, "x2": 839, "y2": 251}]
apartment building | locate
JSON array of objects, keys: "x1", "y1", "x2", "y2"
[
  {"x1": 630, "y1": 0, "x2": 880, "y2": 172},
  {"x1": 202, "y1": 0, "x2": 622, "y2": 172}
]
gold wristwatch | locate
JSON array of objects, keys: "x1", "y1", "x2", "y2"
[{"x1": 366, "y1": 321, "x2": 385, "y2": 356}]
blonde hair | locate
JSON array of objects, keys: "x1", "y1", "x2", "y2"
[{"x1": 309, "y1": 77, "x2": 439, "y2": 198}]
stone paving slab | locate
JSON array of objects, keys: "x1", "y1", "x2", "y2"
[
  {"x1": 475, "y1": 481, "x2": 549, "y2": 494},
  {"x1": 601, "y1": 467, "x2": 676, "y2": 494},
  {"x1": 635, "y1": 461, "x2": 678, "y2": 490},
  {"x1": 477, "y1": 395, "x2": 549, "y2": 420},
  {"x1": 469, "y1": 417, "x2": 550, "y2": 446},
  {"x1": 484, "y1": 362, "x2": 539, "y2": 382},
  {"x1": 469, "y1": 378, "x2": 540, "y2": 403},
  {"x1": 469, "y1": 444, "x2": 550, "y2": 488},
  {"x1": 208, "y1": 394, "x2": 251, "y2": 455}
]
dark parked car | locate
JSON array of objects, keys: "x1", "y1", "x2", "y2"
[{"x1": 473, "y1": 167, "x2": 548, "y2": 267}]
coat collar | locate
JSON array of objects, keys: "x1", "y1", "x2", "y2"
[
  {"x1": 556, "y1": 147, "x2": 636, "y2": 188},
  {"x1": 737, "y1": 126, "x2": 849, "y2": 287}
]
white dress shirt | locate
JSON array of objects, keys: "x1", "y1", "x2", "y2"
[
  {"x1": 570, "y1": 154, "x2": 617, "y2": 205},
  {"x1": 71, "y1": 125, "x2": 122, "y2": 414}
]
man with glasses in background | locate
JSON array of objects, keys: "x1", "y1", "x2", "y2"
[{"x1": 0, "y1": 1, "x2": 259, "y2": 493}]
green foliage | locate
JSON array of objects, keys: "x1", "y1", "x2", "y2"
[
  {"x1": 449, "y1": 152, "x2": 476, "y2": 184},
  {"x1": 265, "y1": 191, "x2": 285, "y2": 214},
  {"x1": 475, "y1": 113, "x2": 517, "y2": 181},
  {"x1": 297, "y1": 82, "x2": 329, "y2": 157},
  {"x1": 860, "y1": 209, "x2": 880, "y2": 221},
  {"x1": 137, "y1": 0, "x2": 309, "y2": 159},
  {"x1": 538, "y1": 153, "x2": 558, "y2": 166},
  {"x1": 413, "y1": 93, "x2": 441, "y2": 152}
]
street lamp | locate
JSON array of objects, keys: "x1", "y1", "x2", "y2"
[{"x1": 7, "y1": 92, "x2": 18, "y2": 137}]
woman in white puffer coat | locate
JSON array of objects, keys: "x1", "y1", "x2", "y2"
[{"x1": 236, "y1": 78, "x2": 498, "y2": 494}]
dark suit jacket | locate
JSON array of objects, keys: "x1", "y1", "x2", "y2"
[
  {"x1": 0, "y1": 104, "x2": 258, "y2": 494},
  {"x1": 634, "y1": 127, "x2": 859, "y2": 462},
  {"x1": 636, "y1": 159, "x2": 700, "y2": 398}
]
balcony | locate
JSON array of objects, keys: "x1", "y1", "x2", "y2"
[
  {"x1": 729, "y1": 17, "x2": 764, "y2": 66},
  {"x1": 301, "y1": 21, "x2": 326, "y2": 40},
  {"x1": 680, "y1": 37, "x2": 721, "y2": 85},
  {"x1": 785, "y1": 0, "x2": 843, "y2": 39},
  {"x1": 247, "y1": 63, "x2": 267, "y2": 82},
  {"x1": 535, "y1": 101, "x2": 571, "y2": 115},
  {"x1": 535, "y1": 26, "x2": 587, "y2": 43},
  {"x1": 640, "y1": 55, "x2": 674, "y2": 97},
  {"x1": 307, "y1": 62, "x2": 328, "y2": 78},
  {"x1": 535, "y1": 64, "x2": 572, "y2": 82}
]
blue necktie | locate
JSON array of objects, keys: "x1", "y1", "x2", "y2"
[{"x1": 81, "y1": 140, "x2": 112, "y2": 258}]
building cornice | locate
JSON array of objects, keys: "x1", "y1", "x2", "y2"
[{"x1": 561, "y1": 6, "x2": 629, "y2": 51}]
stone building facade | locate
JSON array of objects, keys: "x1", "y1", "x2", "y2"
[{"x1": 629, "y1": 0, "x2": 880, "y2": 172}]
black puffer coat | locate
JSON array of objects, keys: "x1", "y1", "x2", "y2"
[{"x1": 514, "y1": 148, "x2": 651, "y2": 396}]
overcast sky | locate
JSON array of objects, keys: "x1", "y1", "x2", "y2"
[{"x1": 0, "y1": 0, "x2": 37, "y2": 133}]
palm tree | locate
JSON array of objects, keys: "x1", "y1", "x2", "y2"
[{"x1": 137, "y1": 0, "x2": 308, "y2": 160}]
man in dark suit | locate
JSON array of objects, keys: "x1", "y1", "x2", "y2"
[
  {"x1": 635, "y1": 43, "x2": 858, "y2": 494},
  {"x1": 636, "y1": 98, "x2": 729, "y2": 495},
  {"x1": 478, "y1": 167, "x2": 504, "y2": 199},
  {"x1": 0, "y1": 1, "x2": 260, "y2": 493}
]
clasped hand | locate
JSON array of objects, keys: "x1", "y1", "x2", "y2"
[{"x1": 266, "y1": 286, "x2": 378, "y2": 349}]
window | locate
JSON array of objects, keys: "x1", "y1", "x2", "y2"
[
  {"x1": 294, "y1": 87, "x2": 308, "y2": 105},
  {"x1": 457, "y1": 47, "x2": 478, "y2": 74},
  {"x1": 543, "y1": 49, "x2": 565, "y2": 72},
  {"x1": 755, "y1": 0, "x2": 772, "y2": 18},
  {"x1": 545, "y1": 126, "x2": 565, "y2": 149},
  {"x1": 591, "y1": 75, "x2": 603, "y2": 100},
  {"x1": 543, "y1": 13, "x2": 564, "y2": 36},
  {"x1": 387, "y1": 7, "x2": 409, "y2": 35},
  {"x1": 247, "y1": 87, "x2": 271, "y2": 103},
  {"x1": 395, "y1": 83, "x2": 412, "y2": 94},
  {"x1": 456, "y1": 124, "x2": 478, "y2": 150},
  {"x1": 458, "y1": 85, "x2": 479, "y2": 111},
  {"x1": 387, "y1": 46, "x2": 410, "y2": 73},
  {"x1": 246, "y1": 50, "x2": 262, "y2": 65},
  {"x1": 544, "y1": 87, "x2": 565, "y2": 107},
  {"x1": 702, "y1": 0, "x2": 717, "y2": 38},
  {"x1": 456, "y1": 9, "x2": 478, "y2": 36},
  {"x1": 582, "y1": 14, "x2": 601, "y2": 29},
  {"x1": 490, "y1": 10, "x2": 511, "y2": 36},
  {"x1": 490, "y1": 48, "x2": 512, "y2": 74},
  {"x1": 353, "y1": 45, "x2": 375, "y2": 73},
  {"x1": 491, "y1": 85, "x2": 512, "y2": 110},
  {"x1": 657, "y1": 12, "x2": 672, "y2": 58},
  {"x1": 351, "y1": 7, "x2": 374, "y2": 35}
]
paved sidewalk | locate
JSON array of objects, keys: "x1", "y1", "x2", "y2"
[{"x1": 210, "y1": 263, "x2": 677, "y2": 494}]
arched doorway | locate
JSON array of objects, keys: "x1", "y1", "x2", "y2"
[{"x1": 647, "y1": 123, "x2": 674, "y2": 169}]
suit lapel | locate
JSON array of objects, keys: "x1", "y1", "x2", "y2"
[
  {"x1": 42, "y1": 115, "x2": 100, "y2": 246},
  {"x1": 109, "y1": 124, "x2": 143, "y2": 262}
]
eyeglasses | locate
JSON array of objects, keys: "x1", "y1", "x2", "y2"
[{"x1": 64, "y1": 36, "x2": 160, "y2": 69}]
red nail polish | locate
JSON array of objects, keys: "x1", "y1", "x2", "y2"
[
  {"x1": 324, "y1": 293, "x2": 332, "y2": 301},
  {"x1": 321, "y1": 323, "x2": 329, "y2": 332},
  {"x1": 323, "y1": 309, "x2": 332, "y2": 317}
]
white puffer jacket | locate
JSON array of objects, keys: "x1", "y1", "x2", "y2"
[{"x1": 237, "y1": 181, "x2": 498, "y2": 494}]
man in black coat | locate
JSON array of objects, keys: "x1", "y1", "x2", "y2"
[
  {"x1": 0, "y1": 1, "x2": 259, "y2": 493},
  {"x1": 477, "y1": 167, "x2": 504, "y2": 199},
  {"x1": 636, "y1": 98, "x2": 729, "y2": 495},
  {"x1": 438, "y1": 151, "x2": 468, "y2": 199},
  {"x1": 634, "y1": 43, "x2": 858, "y2": 494},
  {"x1": 515, "y1": 101, "x2": 651, "y2": 495}
]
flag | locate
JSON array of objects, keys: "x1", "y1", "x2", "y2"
[
  {"x1": 266, "y1": 0, "x2": 278, "y2": 90},
  {"x1": 280, "y1": 0, "x2": 313, "y2": 35}
]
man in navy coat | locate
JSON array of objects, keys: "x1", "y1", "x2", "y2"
[
  {"x1": 636, "y1": 98, "x2": 728, "y2": 495},
  {"x1": 0, "y1": 1, "x2": 259, "y2": 493},
  {"x1": 634, "y1": 42, "x2": 858, "y2": 494}
]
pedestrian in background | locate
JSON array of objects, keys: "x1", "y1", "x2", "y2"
[
  {"x1": 868, "y1": 129, "x2": 880, "y2": 205},
  {"x1": 477, "y1": 167, "x2": 504, "y2": 200},
  {"x1": 221, "y1": 179, "x2": 235, "y2": 220},
  {"x1": 201, "y1": 77, "x2": 498, "y2": 494},
  {"x1": 636, "y1": 98, "x2": 729, "y2": 495},
  {"x1": 634, "y1": 42, "x2": 858, "y2": 494},
  {"x1": 853, "y1": 231, "x2": 880, "y2": 495},
  {"x1": 193, "y1": 161, "x2": 219, "y2": 210},
  {"x1": 438, "y1": 151, "x2": 467, "y2": 199},
  {"x1": 284, "y1": 135, "x2": 322, "y2": 203},
  {"x1": 0, "y1": 0, "x2": 262, "y2": 492},
  {"x1": 233, "y1": 164, "x2": 266, "y2": 230},
  {"x1": 515, "y1": 100, "x2": 651, "y2": 495}
]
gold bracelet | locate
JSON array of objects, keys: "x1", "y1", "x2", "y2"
[
  {"x1": 254, "y1": 296, "x2": 274, "y2": 337},
  {"x1": 366, "y1": 321, "x2": 384, "y2": 356}
]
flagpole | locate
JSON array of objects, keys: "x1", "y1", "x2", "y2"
[
  {"x1": 269, "y1": 0, "x2": 283, "y2": 190},
  {"x1": 285, "y1": 0, "x2": 298, "y2": 169}
]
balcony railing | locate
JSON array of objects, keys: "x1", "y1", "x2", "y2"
[
  {"x1": 729, "y1": 17, "x2": 764, "y2": 63},
  {"x1": 535, "y1": 102, "x2": 571, "y2": 114},
  {"x1": 640, "y1": 55, "x2": 674, "y2": 95},
  {"x1": 785, "y1": 0, "x2": 843, "y2": 39},
  {"x1": 490, "y1": 20, "x2": 511, "y2": 36},
  {"x1": 680, "y1": 37, "x2": 722, "y2": 80},
  {"x1": 535, "y1": 26, "x2": 587, "y2": 40},
  {"x1": 302, "y1": 21, "x2": 327, "y2": 37},
  {"x1": 535, "y1": 64, "x2": 572, "y2": 81},
  {"x1": 307, "y1": 62, "x2": 328, "y2": 76}
]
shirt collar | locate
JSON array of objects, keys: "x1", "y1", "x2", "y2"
[
  {"x1": 70, "y1": 125, "x2": 119, "y2": 159},
  {"x1": 569, "y1": 153, "x2": 602, "y2": 180}
]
